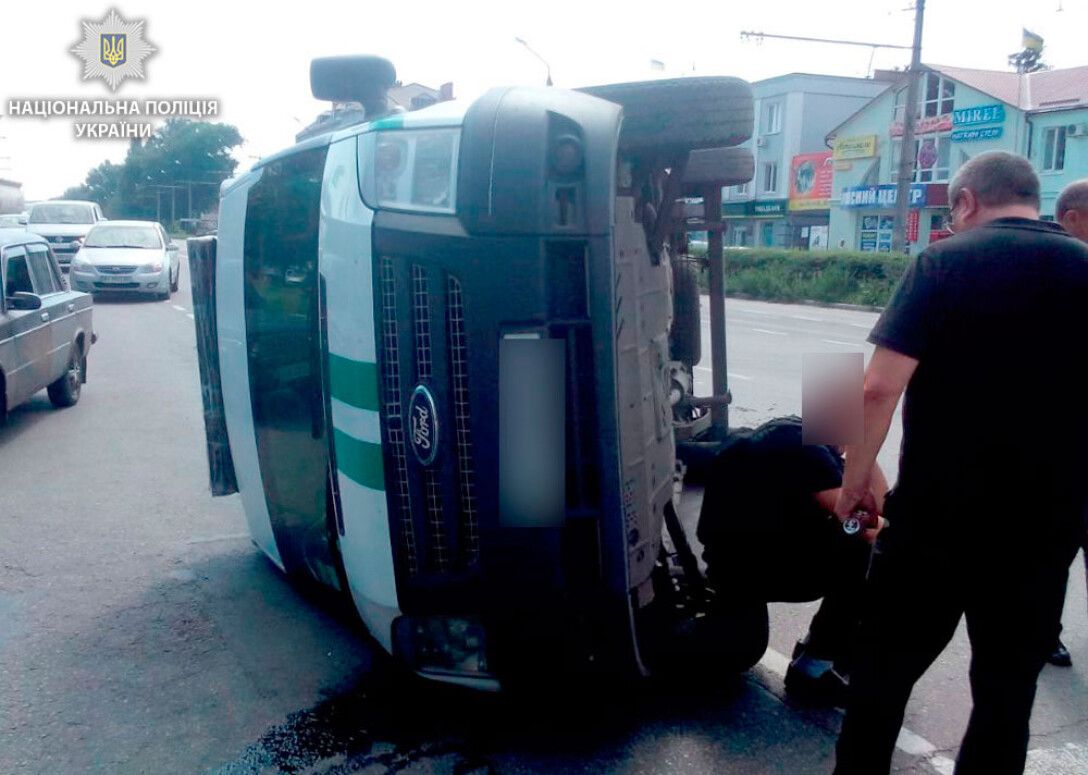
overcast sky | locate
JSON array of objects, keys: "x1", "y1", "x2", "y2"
[{"x1": 1, "y1": 0, "x2": 1085, "y2": 202}]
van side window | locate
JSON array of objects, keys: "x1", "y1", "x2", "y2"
[
  {"x1": 241, "y1": 145, "x2": 336, "y2": 578},
  {"x1": 27, "y1": 246, "x2": 60, "y2": 295},
  {"x1": 4, "y1": 251, "x2": 33, "y2": 298}
]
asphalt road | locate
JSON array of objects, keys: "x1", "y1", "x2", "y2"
[{"x1": 0, "y1": 247, "x2": 1085, "y2": 774}]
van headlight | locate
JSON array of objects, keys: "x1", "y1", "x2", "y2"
[
  {"x1": 392, "y1": 616, "x2": 489, "y2": 676},
  {"x1": 139, "y1": 262, "x2": 164, "y2": 273},
  {"x1": 359, "y1": 127, "x2": 460, "y2": 214}
]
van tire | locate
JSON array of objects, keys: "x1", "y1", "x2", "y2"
[
  {"x1": 579, "y1": 77, "x2": 753, "y2": 156},
  {"x1": 683, "y1": 147, "x2": 755, "y2": 193},
  {"x1": 48, "y1": 351, "x2": 83, "y2": 408},
  {"x1": 671, "y1": 259, "x2": 702, "y2": 367}
]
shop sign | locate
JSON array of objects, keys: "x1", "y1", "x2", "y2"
[
  {"x1": 832, "y1": 135, "x2": 877, "y2": 160},
  {"x1": 840, "y1": 184, "x2": 926, "y2": 209},
  {"x1": 752, "y1": 199, "x2": 787, "y2": 217},
  {"x1": 952, "y1": 104, "x2": 1005, "y2": 127},
  {"x1": 890, "y1": 114, "x2": 953, "y2": 137},
  {"x1": 788, "y1": 151, "x2": 834, "y2": 211},
  {"x1": 721, "y1": 199, "x2": 789, "y2": 218},
  {"x1": 907, "y1": 210, "x2": 920, "y2": 243},
  {"x1": 951, "y1": 126, "x2": 1004, "y2": 143}
]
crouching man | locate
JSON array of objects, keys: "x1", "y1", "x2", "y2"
[{"x1": 694, "y1": 416, "x2": 887, "y2": 703}]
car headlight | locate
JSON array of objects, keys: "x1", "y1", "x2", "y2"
[
  {"x1": 139, "y1": 262, "x2": 164, "y2": 273},
  {"x1": 71, "y1": 258, "x2": 93, "y2": 271}
]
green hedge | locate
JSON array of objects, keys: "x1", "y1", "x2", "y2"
[{"x1": 688, "y1": 247, "x2": 910, "y2": 308}]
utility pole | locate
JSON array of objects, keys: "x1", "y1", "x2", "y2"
[{"x1": 891, "y1": 0, "x2": 926, "y2": 253}]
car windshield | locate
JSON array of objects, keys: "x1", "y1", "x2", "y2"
[
  {"x1": 28, "y1": 204, "x2": 96, "y2": 224},
  {"x1": 83, "y1": 225, "x2": 162, "y2": 249}
]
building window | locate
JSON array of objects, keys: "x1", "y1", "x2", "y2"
[
  {"x1": 859, "y1": 214, "x2": 896, "y2": 253},
  {"x1": 732, "y1": 182, "x2": 749, "y2": 197},
  {"x1": 732, "y1": 225, "x2": 749, "y2": 247},
  {"x1": 1043, "y1": 126, "x2": 1067, "y2": 172},
  {"x1": 762, "y1": 161, "x2": 779, "y2": 194},
  {"x1": 893, "y1": 73, "x2": 956, "y2": 122},
  {"x1": 763, "y1": 101, "x2": 783, "y2": 135},
  {"x1": 892, "y1": 134, "x2": 952, "y2": 183},
  {"x1": 922, "y1": 73, "x2": 955, "y2": 117}
]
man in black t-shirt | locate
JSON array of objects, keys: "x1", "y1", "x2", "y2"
[{"x1": 832, "y1": 152, "x2": 1088, "y2": 775}]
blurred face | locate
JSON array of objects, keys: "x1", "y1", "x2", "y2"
[{"x1": 1060, "y1": 206, "x2": 1088, "y2": 243}]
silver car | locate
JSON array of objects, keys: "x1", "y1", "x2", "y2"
[
  {"x1": 69, "y1": 221, "x2": 181, "y2": 300},
  {"x1": 1, "y1": 229, "x2": 94, "y2": 418}
]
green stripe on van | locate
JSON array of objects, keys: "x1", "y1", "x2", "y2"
[
  {"x1": 328, "y1": 353, "x2": 379, "y2": 411},
  {"x1": 334, "y1": 429, "x2": 386, "y2": 491}
]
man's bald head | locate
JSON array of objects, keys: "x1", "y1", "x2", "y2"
[{"x1": 1057, "y1": 179, "x2": 1088, "y2": 243}]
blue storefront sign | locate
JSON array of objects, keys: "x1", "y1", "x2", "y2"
[
  {"x1": 951, "y1": 126, "x2": 1004, "y2": 143},
  {"x1": 952, "y1": 103, "x2": 1006, "y2": 127},
  {"x1": 840, "y1": 184, "x2": 926, "y2": 209}
]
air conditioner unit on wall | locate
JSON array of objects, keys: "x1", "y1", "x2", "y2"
[{"x1": 1067, "y1": 124, "x2": 1088, "y2": 138}]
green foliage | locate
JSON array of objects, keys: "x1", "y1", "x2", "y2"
[
  {"x1": 693, "y1": 248, "x2": 911, "y2": 307},
  {"x1": 62, "y1": 119, "x2": 243, "y2": 221}
]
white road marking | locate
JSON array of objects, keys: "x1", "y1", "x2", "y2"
[
  {"x1": 186, "y1": 533, "x2": 250, "y2": 544},
  {"x1": 846, "y1": 322, "x2": 872, "y2": 329},
  {"x1": 759, "y1": 647, "x2": 957, "y2": 774},
  {"x1": 1025, "y1": 743, "x2": 1088, "y2": 775},
  {"x1": 821, "y1": 339, "x2": 859, "y2": 347},
  {"x1": 693, "y1": 366, "x2": 752, "y2": 381},
  {"x1": 738, "y1": 308, "x2": 775, "y2": 316},
  {"x1": 172, "y1": 305, "x2": 186, "y2": 312},
  {"x1": 751, "y1": 327, "x2": 788, "y2": 336},
  {"x1": 789, "y1": 314, "x2": 824, "y2": 322}
]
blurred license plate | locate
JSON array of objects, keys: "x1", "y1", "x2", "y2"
[{"x1": 100, "y1": 275, "x2": 128, "y2": 283}]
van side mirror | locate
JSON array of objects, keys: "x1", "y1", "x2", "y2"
[
  {"x1": 310, "y1": 55, "x2": 396, "y2": 118},
  {"x1": 7, "y1": 291, "x2": 42, "y2": 311},
  {"x1": 17, "y1": 215, "x2": 27, "y2": 225}
]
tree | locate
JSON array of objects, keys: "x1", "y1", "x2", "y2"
[
  {"x1": 63, "y1": 119, "x2": 243, "y2": 223},
  {"x1": 63, "y1": 160, "x2": 123, "y2": 215}
]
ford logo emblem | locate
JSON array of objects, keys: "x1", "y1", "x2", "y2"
[{"x1": 408, "y1": 385, "x2": 439, "y2": 466}]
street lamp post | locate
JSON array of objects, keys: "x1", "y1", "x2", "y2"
[{"x1": 514, "y1": 37, "x2": 553, "y2": 86}]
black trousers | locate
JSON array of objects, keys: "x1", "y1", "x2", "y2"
[
  {"x1": 833, "y1": 523, "x2": 1077, "y2": 775},
  {"x1": 706, "y1": 518, "x2": 871, "y2": 665}
]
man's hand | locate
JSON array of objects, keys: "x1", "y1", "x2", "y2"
[{"x1": 834, "y1": 486, "x2": 878, "y2": 523}]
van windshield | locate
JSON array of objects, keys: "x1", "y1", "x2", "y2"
[{"x1": 29, "y1": 204, "x2": 95, "y2": 224}]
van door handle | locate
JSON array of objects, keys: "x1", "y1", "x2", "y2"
[
  {"x1": 40, "y1": 312, "x2": 50, "y2": 322},
  {"x1": 67, "y1": 303, "x2": 75, "y2": 313}
]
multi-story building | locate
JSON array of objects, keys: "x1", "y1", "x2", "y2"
[
  {"x1": 827, "y1": 64, "x2": 1088, "y2": 255},
  {"x1": 722, "y1": 73, "x2": 892, "y2": 249}
]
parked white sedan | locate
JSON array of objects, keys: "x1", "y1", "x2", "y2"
[{"x1": 69, "y1": 220, "x2": 181, "y2": 300}]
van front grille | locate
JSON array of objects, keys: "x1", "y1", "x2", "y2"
[
  {"x1": 378, "y1": 257, "x2": 480, "y2": 581},
  {"x1": 447, "y1": 276, "x2": 479, "y2": 564},
  {"x1": 380, "y1": 257, "x2": 418, "y2": 576}
]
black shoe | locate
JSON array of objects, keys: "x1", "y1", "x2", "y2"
[
  {"x1": 785, "y1": 651, "x2": 850, "y2": 707},
  {"x1": 1048, "y1": 638, "x2": 1073, "y2": 667}
]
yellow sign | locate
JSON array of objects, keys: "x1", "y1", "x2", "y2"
[{"x1": 833, "y1": 135, "x2": 877, "y2": 160}]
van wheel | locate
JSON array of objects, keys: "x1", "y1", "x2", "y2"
[
  {"x1": 671, "y1": 259, "x2": 702, "y2": 367},
  {"x1": 48, "y1": 351, "x2": 83, "y2": 408},
  {"x1": 170, "y1": 270, "x2": 179, "y2": 293},
  {"x1": 683, "y1": 147, "x2": 755, "y2": 193},
  {"x1": 579, "y1": 77, "x2": 753, "y2": 156}
]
